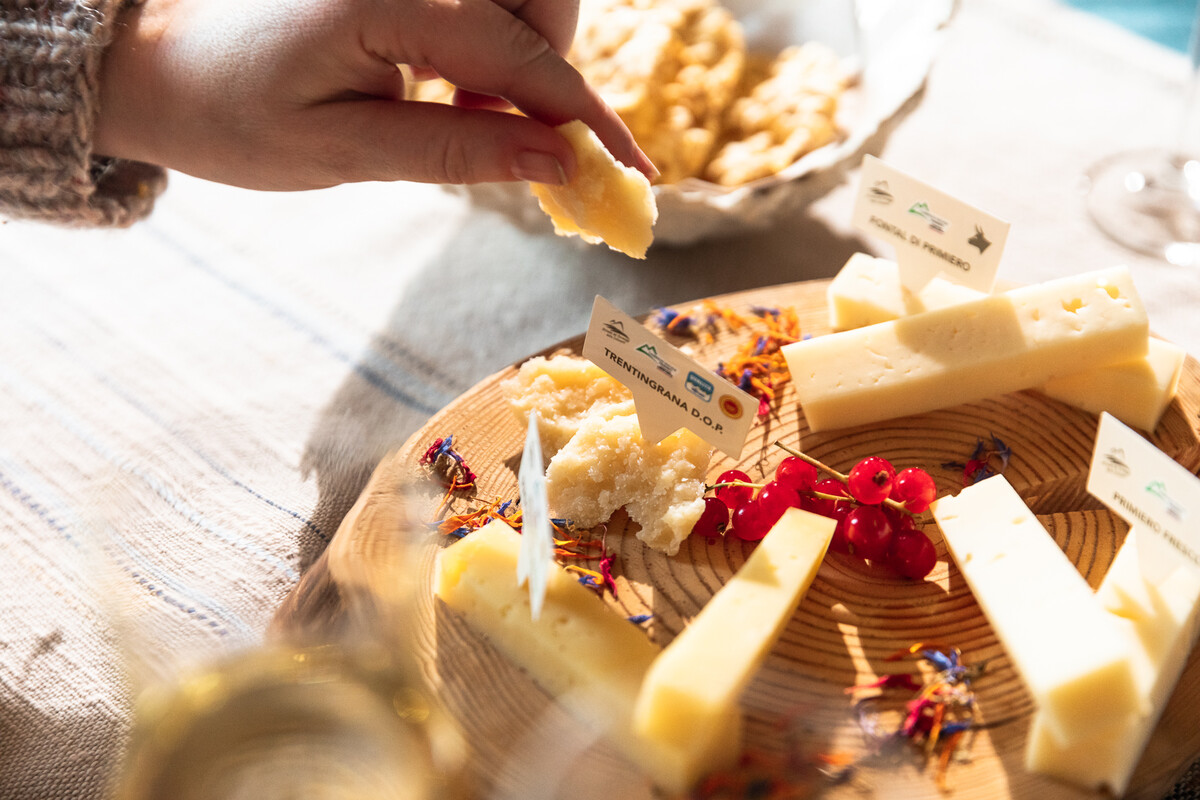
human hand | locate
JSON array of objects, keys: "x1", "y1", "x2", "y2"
[{"x1": 94, "y1": 0, "x2": 656, "y2": 190}]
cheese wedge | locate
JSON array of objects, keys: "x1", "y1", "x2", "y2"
[
  {"x1": 784, "y1": 266, "x2": 1150, "y2": 432},
  {"x1": 530, "y1": 120, "x2": 658, "y2": 259},
  {"x1": 827, "y1": 252, "x2": 985, "y2": 331},
  {"x1": 1097, "y1": 527, "x2": 1177, "y2": 630},
  {"x1": 823, "y1": 254, "x2": 1183, "y2": 431},
  {"x1": 632, "y1": 508, "x2": 834, "y2": 781},
  {"x1": 1038, "y1": 337, "x2": 1185, "y2": 432},
  {"x1": 1025, "y1": 532, "x2": 1200, "y2": 793},
  {"x1": 931, "y1": 475, "x2": 1142, "y2": 746},
  {"x1": 433, "y1": 520, "x2": 734, "y2": 793}
]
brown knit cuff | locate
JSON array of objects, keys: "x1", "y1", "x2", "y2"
[{"x1": 0, "y1": 0, "x2": 167, "y2": 227}]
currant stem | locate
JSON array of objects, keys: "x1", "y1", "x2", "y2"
[
  {"x1": 707, "y1": 479, "x2": 764, "y2": 492},
  {"x1": 774, "y1": 440, "x2": 847, "y2": 482},
  {"x1": 772, "y1": 440, "x2": 917, "y2": 517}
]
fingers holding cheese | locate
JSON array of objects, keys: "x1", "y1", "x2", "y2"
[{"x1": 530, "y1": 120, "x2": 658, "y2": 259}]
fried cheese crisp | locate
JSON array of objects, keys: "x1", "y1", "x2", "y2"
[
  {"x1": 530, "y1": 120, "x2": 658, "y2": 259},
  {"x1": 573, "y1": 0, "x2": 746, "y2": 185}
]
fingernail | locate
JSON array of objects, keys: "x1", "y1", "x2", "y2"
[
  {"x1": 513, "y1": 151, "x2": 568, "y2": 185},
  {"x1": 635, "y1": 146, "x2": 659, "y2": 182}
]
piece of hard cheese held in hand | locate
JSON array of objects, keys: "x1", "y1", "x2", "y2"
[
  {"x1": 633, "y1": 507, "x2": 835, "y2": 793},
  {"x1": 530, "y1": 120, "x2": 658, "y2": 259},
  {"x1": 931, "y1": 475, "x2": 1142, "y2": 747},
  {"x1": 784, "y1": 266, "x2": 1150, "y2": 432},
  {"x1": 433, "y1": 519, "x2": 737, "y2": 794}
]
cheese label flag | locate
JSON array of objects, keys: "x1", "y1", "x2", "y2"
[
  {"x1": 1088, "y1": 412, "x2": 1200, "y2": 582},
  {"x1": 582, "y1": 295, "x2": 755, "y2": 459},
  {"x1": 852, "y1": 155, "x2": 1009, "y2": 293}
]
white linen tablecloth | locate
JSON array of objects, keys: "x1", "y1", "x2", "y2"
[{"x1": 2, "y1": 0, "x2": 1198, "y2": 796}]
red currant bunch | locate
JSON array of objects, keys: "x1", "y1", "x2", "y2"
[{"x1": 689, "y1": 447, "x2": 941, "y2": 580}]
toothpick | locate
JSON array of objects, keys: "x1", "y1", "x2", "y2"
[{"x1": 517, "y1": 412, "x2": 554, "y2": 620}]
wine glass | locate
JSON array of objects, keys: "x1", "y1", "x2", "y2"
[
  {"x1": 1085, "y1": 2, "x2": 1200, "y2": 267},
  {"x1": 86, "y1": 464, "x2": 463, "y2": 800}
]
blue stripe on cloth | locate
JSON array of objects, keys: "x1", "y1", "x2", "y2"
[
  {"x1": 0, "y1": 360, "x2": 299, "y2": 583},
  {"x1": 0, "y1": 460, "x2": 247, "y2": 638},
  {"x1": 144, "y1": 225, "x2": 453, "y2": 416},
  {"x1": 36, "y1": 330, "x2": 330, "y2": 545}
]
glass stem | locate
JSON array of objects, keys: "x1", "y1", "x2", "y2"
[{"x1": 1180, "y1": 3, "x2": 1200, "y2": 157}]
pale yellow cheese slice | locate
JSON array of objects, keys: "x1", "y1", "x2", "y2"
[
  {"x1": 823, "y1": 254, "x2": 1183, "y2": 431},
  {"x1": 432, "y1": 520, "x2": 737, "y2": 793},
  {"x1": 632, "y1": 507, "x2": 834, "y2": 786},
  {"x1": 826, "y1": 252, "x2": 985, "y2": 331},
  {"x1": 931, "y1": 475, "x2": 1142, "y2": 747},
  {"x1": 1025, "y1": 533, "x2": 1200, "y2": 794},
  {"x1": 530, "y1": 120, "x2": 657, "y2": 259},
  {"x1": 1038, "y1": 336, "x2": 1185, "y2": 432},
  {"x1": 784, "y1": 266, "x2": 1150, "y2": 432}
]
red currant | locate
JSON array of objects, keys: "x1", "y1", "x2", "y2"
[
  {"x1": 714, "y1": 469, "x2": 755, "y2": 510},
  {"x1": 805, "y1": 487, "x2": 831, "y2": 517},
  {"x1": 887, "y1": 528, "x2": 938, "y2": 579},
  {"x1": 757, "y1": 480, "x2": 799, "y2": 528},
  {"x1": 843, "y1": 505, "x2": 894, "y2": 560},
  {"x1": 808, "y1": 477, "x2": 849, "y2": 518},
  {"x1": 692, "y1": 497, "x2": 730, "y2": 542},
  {"x1": 891, "y1": 467, "x2": 938, "y2": 513},
  {"x1": 883, "y1": 503, "x2": 917, "y2": 534},
  {"x1": 730, "y1": 499, "x2": 770, "y2": 542},
  {"x1": 775, "y1": 456, "x2": 818, "y2": 493},
  {"x1": 830, "y1": 513, "x2": 852, "y2": 553},
  {"x1": 847, "y1": 456, "x2": 896, "y2": 505}
]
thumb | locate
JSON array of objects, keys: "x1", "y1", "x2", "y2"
[{"x1": 296, "y1": 99, "x2": 579, "y2": 186}]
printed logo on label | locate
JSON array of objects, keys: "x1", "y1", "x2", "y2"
[
  {"x1": 719, "y1": 394, "x2": 744, "y2": 419},
  {"x1": 908, "y1": 201, "x2": 949, "y2": 233},
  {"x1": 603, "y1": 319, "x2": 630, "y2": 343},
  {"x1": 637, "y1": 343, "x2": 677, "y2": 377},
  {"x1": 968, "y1": 225, "x2": 992, "y2": 253},
  {"x1": 1103, "y1": 447, "x2": 1131, "y2": 478},
  {"x1": 868, "y1": 180, "x2": 894, "y2": 204},
  {"x1": 1146, "y1": 480, "x2": 1187, "y2": 521},
  {"x1": 685, "y1": 371, "x2": 714, "y2": 402}
]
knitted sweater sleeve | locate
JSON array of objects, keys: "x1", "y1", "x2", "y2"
[{"x1": 0, "y1": 0, "x2": 166, "y2": 227}]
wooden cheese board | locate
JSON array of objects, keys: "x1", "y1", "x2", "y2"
[{"x1": 272, "y1": 278, "x2": 1200, "y2": 800}]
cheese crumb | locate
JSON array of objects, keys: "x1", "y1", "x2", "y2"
[
  {"x1": 504, "y1": 354, "x2": 711, "y2": 554},
  {"x1": 546, "y1": 414, "x2": 710, "y2": 556},
  {"x1": 502, "y1": 355, "x2": 635, "y2": 457}
]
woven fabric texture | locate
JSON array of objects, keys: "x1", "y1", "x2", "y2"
[
  {"x1": 0, "y1": 0, "x2": 165, "y2": 226},
  {"x1": 0, "y1": 0, "x2": 1198, "y2": 797}
]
